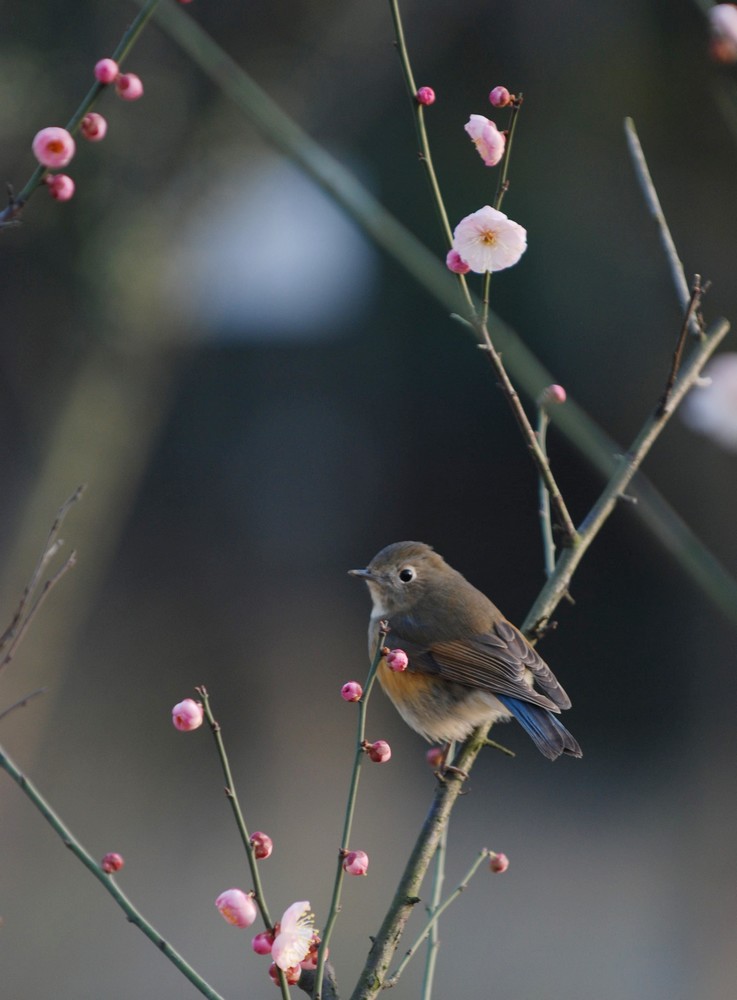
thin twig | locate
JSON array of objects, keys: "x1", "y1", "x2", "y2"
[
  {"x1": 658, "y1": 275, "x2": 710, "y2": 416},
  {"x1": 386, "y1": 847, "x2": 490, "y2": 991},
  {"x1": 624, "y1": 118, "x2": 701, "y2": 335},
  {"x1": 0, "y1": 744, "x2": 226, "y2": 1000},
  {"x1": 419, "y1": 823, "x2": 447, "y2": 1000},
  {"x1": 0, "y1": 687, "x2": 47, "y2": 724},
  {"x1": 536, "y1": 405, "x2": 557, "y2": 578},
  {"x1": 314, "y1": 625, "x2": 389, "y2": 1000}
]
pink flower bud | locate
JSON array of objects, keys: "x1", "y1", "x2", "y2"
[
  {"x1": 385, "y1": 648, "x2": 408, "y2": 672},
  {"x1": 341, "y1": 680, "x2": 363, "y2": 702},
  {"x1": 94, "y1": 58, "x2": 120, "y2": 84},
  {"x1": 445, "y1": 249, "x2": 471, "y2": 275},
  {"x1": 215, "y1": 888, "x2": 258, "y2": 927},
  {"x1": 366, "y1": 739, "x2": 392, "y2": 763},
  {"x1": 250, "y1": 831, "x2": 273, "y2": 860},
  {"x1": 268, "y1": 962, "x2": 301, "y2": 986},
  {"x1": 81, "y1": 113, "x2": 108, "y2": 142},
  {"x1": 45, "y1": 174, "x2": 75, "y2": 202},
  {"x1": 342, "y1": 849, "x2": 369, "y2": 876},
  {"x1": 709, "y1": 5, "x2": 737, "y2": 62},
  {"x1": 539, "y1": 383, "x2": 567, "y2": 407},
  {"x1": 172, "y1": 698, "x2": 204, "y2": 731},
  {"x1": 32, "y1": 127, "x2": 76, "y2": 169},
  {"x1": 425, "y1": 746, "x2": 445, "y2": 769},
  {"x1": 489, "y1": 85, "x2": 512, "y2": 108},
  {"x1": 101, "y1": 852, "x2": 124, "y2": 874},
  {"x1": 252, "y1": 929, "x2": 276, "y2": 955},
  {"x1": 415, "y1": 86, "x2": 436, "y2": 106},
  {"x1": 489, "y1": 851, "x2": 509, "y2": 874},
  {"x1": 116, "y1": 73, "x2": 144, "y2": 101}
]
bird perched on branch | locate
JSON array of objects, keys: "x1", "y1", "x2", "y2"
[{"x1": 350, "y1": 541, "x2": 581, "y2": 761}]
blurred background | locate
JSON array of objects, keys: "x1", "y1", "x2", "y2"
[{"x1": 2, "y1": 1, "x2": 737, "y2": 997}]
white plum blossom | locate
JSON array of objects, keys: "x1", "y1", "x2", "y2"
[
  {"x1": 464, "y1": 114, "x2": 506, "y2": 167},
  {"x1": 682, "y1": 352, "x2": 737, "y2": 452},
  {"x1": 272, "y1": 901, "x2": 315, "y2": 970},
  {"x1": 451, "y1": 205, "x2": 527, "y2": 274}
]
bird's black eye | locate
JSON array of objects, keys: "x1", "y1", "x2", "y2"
[{"x1": 398, "y1": 566, "x2": 415, "y2": 583}]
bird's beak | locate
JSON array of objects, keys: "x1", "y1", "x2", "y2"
[{"x1": 348, "y1": 568, "x2": 373, "y2": 579}]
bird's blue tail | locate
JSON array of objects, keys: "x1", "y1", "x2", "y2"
[{"x1": 497, "y1": 695, "x2": 582, "y2": 760}]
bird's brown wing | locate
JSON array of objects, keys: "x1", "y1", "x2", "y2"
[{"x1": 394, "y1": 619, "x2": 571, "y2": 713}]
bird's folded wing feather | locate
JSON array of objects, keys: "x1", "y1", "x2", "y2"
[{"x1": 390, "y1": 619, "x2": 571, "y2": 713}]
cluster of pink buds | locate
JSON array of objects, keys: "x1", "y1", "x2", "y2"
[
  {"x1": 94, "y1": 58, "x2": 144, "y2": 101},
  {"x1": 31, "y1": 57, "x2": 146, "y2": 204}
]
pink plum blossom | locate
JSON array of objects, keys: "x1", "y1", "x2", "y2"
[
  {"x1": 116, "y1": 73, "x2": 144, "y2": 101},
  {"x1": 94, "y1": 58, "x2": 119, "y2": 84},
  {"x1": 272, "y1": 901, "x2": 315, "y2": 970},
  {"x1": 341, "y1": 681, "x2": 363, "y2": 702},
  {"x1": 172, "y1": 698, "x2": 204, "y2": 731},
  {"x1": 101, "y1": 852, "x2": 124, "y2": 873},
  {"x1": 32, "y1": 127, "x2": 76, "y2": 169},
  {"x1": 681, "y1": 352, "x2": 737, "y2": 451},
  {"x1": 215, "y1": 888, "x2": 257, "y2": 928},
  {"x1": 45, "y1": 174, "x2": 75, "y2": 202},
  {"x1": 385, "y1": 648, "x2": 409, "y2": 672},
  {"x1": 81, "y1": 113, "x2": 108, "y2": 142},
  {"x1": 342, "y1": 850, "x2": 369, "y2": 876},
  {"x1": 464, "y1": 114, "x2": 505, "y2": 167},
  {"x1": 415, "y1": 86, "x2": 436, "y2": 106},
  {"x1": 451, "y1": 205, "x2": 527, "y2": 274},
  {"x1": 445, "y1": 249, "x2": 471, "y2": 274}
]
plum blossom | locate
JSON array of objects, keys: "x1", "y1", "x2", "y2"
[
  {"x1": 451, "y1": 205, "x2": 527, "y2": 274},
  {"x1": 271, "y1": 901, "x2": 315, "y2": 970},
  {"x1": 681, "y1": 352, "x2": 737, "y2": 451},
  {"x1": 464, "y1": 114, "x2": 505, "y2": 167},
  {"x1": 32, "y1": 127, "x2": 76, "y2": 168},
  {"x1": 172, "y1": 698, "x2": 204, "y2": 731}
]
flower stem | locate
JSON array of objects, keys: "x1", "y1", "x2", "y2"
[
  {"x1": 387, "y1": 846, "x2": 489, "y2": 991},
  {"x1": 3, "y1": 0, "x2": 163, "y2": 219},
  {"x1": 419, "y1": 823, "x2": 448, "y2": 1000},
  {"x1": 313, "y1": 625, "x2": 388, "y2": 999},
  {"x1": 0, "y1": 744, "x2": 225, "y2": 1000}
]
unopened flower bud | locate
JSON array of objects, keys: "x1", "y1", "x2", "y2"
[
  {"x1": 250, "y1": 831, "x2": 273, "y2": 860},
  {"x1": 539, "y1": 383, "x2": 567, "y2": 407},
  {"x1": 116, "y1": 72, "x2": 144, "y2": 101},
  {"x1": 415, "y1": 86, "x2": 436, "y2": 106},
  {"x1": 215, "y1": 888, "x2": 257, "y2": 927},
  {"x1": 172, "y1": 698, "x2": 204, "y2": 731},
  {"x1": 101, "y1": 852, "x2": 124, "y2": 874},
  {"x1": 489, "y1": 85, "x2": 512, "y2": 107},
  {"x1": 268, "y1": 962, "x2": 301, "y2": 986},
  {"x1": 252, "y1": 929, "x2": 276, "y2": 955},
  {"x1": 343, "y1": 849, "x2": 369, "y2": 876},
  {"x1": 445, "y1": 249, "x2": 471, "y2": 275},
  {"x1": 45, "y1": 174, "x2": 75, "y2": 202},
  {"x1": 94, "y1": 58, "x2": 119, "y2": 84},
  {"x1": 385, "y1": 648, "x2": 409, "y2": 672},
  {"x1": 425, "y1": 746, "x2": 445, "y2": 769},
  {"x1": 341, "y1": 681, "x2": 363, "y2": 702},
  {"x1": 81, "y1": 113, "x2": 108, "y2": 142},
  {"x1": 365, "y1": 739, "x2": 392, "y2": 763},
  {"x1": 489, "y1": 851, "x2": 509, "y2": 874},
  {"x1": 300, "y1": 936, "x2": 324, "y2": 970}
]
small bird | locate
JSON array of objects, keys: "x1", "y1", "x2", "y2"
[{"x1": 350, "y1": 541, "x2": 581, "y2": 761}]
